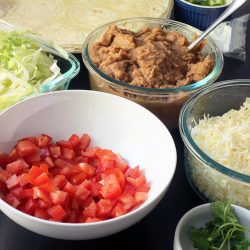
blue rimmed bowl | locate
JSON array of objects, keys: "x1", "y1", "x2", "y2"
[
  {"x1": 82, "y1": 17, "x2": 223, "y2": 129},
  {"x1": 174, "y1": 0, "x2": 232, "y2": 30},
  {"x1": 179, "y1": 80, "x2": 250, "y2": 209}
]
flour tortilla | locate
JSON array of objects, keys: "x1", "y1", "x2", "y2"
[{"x1": 0, "y1": 0, "x2": 173, "y2": 53}]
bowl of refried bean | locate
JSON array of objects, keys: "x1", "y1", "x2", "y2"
[{"x1": 82, "y1": 17, "x2": 223, "y2": 129}]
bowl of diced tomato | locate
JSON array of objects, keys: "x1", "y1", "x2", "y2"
[{"x1": 0, "y1": 90, "x2": 176, "y2": 240}]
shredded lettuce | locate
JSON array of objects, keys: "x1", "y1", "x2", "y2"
[{"x1": 0, "y1": 30, "x2": 61, "y2": 112}]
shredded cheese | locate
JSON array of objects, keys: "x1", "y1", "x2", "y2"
[{"x1": 191, "y1": 98, "x2": 250, "y2": 175}]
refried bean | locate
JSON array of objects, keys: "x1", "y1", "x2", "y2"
[{"x1": 90, "y1": 25, "x2": 214, "y2": 88}]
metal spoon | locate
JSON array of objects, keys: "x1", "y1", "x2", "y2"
[{"x1": 188, "y1": 0, "x2": 247, "y2": 51}]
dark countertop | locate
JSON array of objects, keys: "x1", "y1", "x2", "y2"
[{"x1": 1, "y1": 4, "x2": 250, "y2": 250}]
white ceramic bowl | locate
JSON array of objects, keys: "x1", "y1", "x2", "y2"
[
  {"x1": 0, "y1": 90, "x2": 177, "y2": 240},
  {"x1": 174, "y1": 203, "x2": 250, "y2": 250}
]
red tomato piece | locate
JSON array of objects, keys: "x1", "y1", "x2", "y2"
[
  {"x1": 0, "y1": 153, "x2": 12, "y2": 167},
  {"x1": 90, "y1": 182, "x2": 103, "y2": 197},
  {"x1": 119, "y1": 192, "x2": 136, "y2": 211},
  {"x1": 85, "y1": 217, "x2": 103, "y2": 223},
  {"x1": 83, "y1": 147, "x2": 101, "y2": 157},
  {"x1": 111, "y1": 202, "x2": 126, "y2": 218},
  {"x1": 105, "y1": 168, "x2": 125, "y2": 190},
  {"x1": 33, "y1": 187, "x2": 50, "y2": 203},
  {"x1": 50, "y1": 190, "x2": 67, "y2": 205},
  {"x1": 33, "y1": 172, "x2": 50, "y2": 186},
  {"x1": 16, "y1": 140, "x2": 38, "y2": 157},
  {"x1": 6, "y1": 159, "x2": 29, "y2": 175},
  {"x1": 20, "y1": 188, "x2": 33, "y2": 199},
  {"x1": 68, "y1": 134, "x2": 80, "y2": 147},
  {"x1": 26, "y1": 166, "x2": 45, "y2": 184},
  {"x1": 76, "y1": 134, "x2": 90, "y2": 151},
  {"x1": 115, "y1": 154, "x2": 129, "y2": 173},
  {"x1": 66, "y1": 210, "x2": 80, "y2": 223},
  {"x1": 134, "y1": 192, "x2": 148, "y2": 204},
  {"x1": 70, "y1": 172, "x2": 87, "y2": 185},
  {"x1": 101, "y1": 173, "x2": 122, "y2": 199},
  {"x1": 62, "y1": 148, "x2": 75, "y2": 160},
  {"x1": 57, "y1": 140, "x2": 73, "y2": 150},
  {"x1": 37, "y1": 199, "x2": 51, "y2": 209},
  {"x1": 47, "y1": 205, "x2": 66, "y2": 221},
  {"x1": 63, "y1": 182, "x2": 77, "y2": 196},
  {"x1": 126, "y1": 166, "x2": 140, "y2": 179},
  {"x1": 0, "y1": 180, "x2": 8, "y2": 195},
  {"x1": 24, "y1": 198, "x2": 38, "y2": 213},
  {"x1": 38, "y1": 180, "x2": 57, "y2": 193},
  {"x1": 54, "y1": 158, "x2": 75, "y2": 169},
  {"x1": 34, "y1": 208, "x2": 49, "y2": 220},
  {"x1": 18, "y1": 136, "x2": 37, "y2": 145},
  {"x1": 4, "y1": 193, "x2": 20, "y2": 208},
  {"x1": 75, "y1": 183, "x2": 90, "y2": 201},
  {"x1": 44, "y1": 156, "x2": 54, "y2": 168},
  {"x1": 137, "y1": 183, "x2": 150, "y2": 192},
  {"x1": 77, "y1": 163, "x2": 96, "y2": 178},
  {"x1": 53, "y1": 175, "x2": 67, "y2": 189},
  {"x1": 5, "y1": 174, "x2": 19, "y2": 189},
  {"x1": 9, "y1": 148, "x2": 18, "y2": 161},
  {"x1": 18, "y1": 173, "x2": 29, "y2": 187},
  {"x1": 83, "y1": 200, "x2": 97, "y2": 218},
  {"x1": 97, "y1": 199, "x2": 114, "y2": 218},
  {"x1": 36, "y1": 134, "x2": 52, "y2": 148},
  {"x1": 126, "y1": 175, "x2": 146, "y2": 188},
  {"x1": 49, "y1": 146, "x2": 61, "y2": 158},
  {"x1": 11, "y1": 186, "x2": 23, "y2": 199}
]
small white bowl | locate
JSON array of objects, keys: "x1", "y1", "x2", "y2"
[
  {"x1": 0, "y1": 90, "x2": 177, "y2": 240},
  {"x1": 174, "y1": 203, "x2": 250, "y2": 250}
]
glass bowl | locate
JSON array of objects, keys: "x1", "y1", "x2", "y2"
[
  {"x1": 82, "y1": 17, "x2": 223, "y2": 129},
  {"x1": 179, "y1": 80, "x2": 250, "y2": 208}
]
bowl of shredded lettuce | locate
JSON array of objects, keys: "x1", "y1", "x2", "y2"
[{"x1": 0, "y1": 30, "x2": 80, "y2": 112}]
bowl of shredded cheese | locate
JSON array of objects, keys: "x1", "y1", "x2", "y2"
[{"x1": 179, "y1": 80, "x2": 250, "y2": 208}]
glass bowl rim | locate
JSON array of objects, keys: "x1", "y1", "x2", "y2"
[
  {"x1": 179, "y1": 79, "x2": 250, "y2": 183},
  {"x1": 82, "y1": 17, "x2": 224, "y2": 94},
  {"x1": 39, "y1": 53, "x2": 80, "y2": 93}
]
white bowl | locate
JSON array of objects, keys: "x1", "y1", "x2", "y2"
[
  {"x1": 0, "y1": 90, "x2": 177, "y2": 240},
  {"x1": 174, "y1": 203, "x2": 250, "y2": 250}
]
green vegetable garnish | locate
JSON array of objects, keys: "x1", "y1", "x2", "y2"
[
  {"x1": 186, "y1": 0, "x2": 226, "y2": 6},
  {"x1": 189, "y1": 201, "x2": 250, "y2": 250},
  {"x1": 0, "y1": 30, "x2": 61, "y2": 111}
]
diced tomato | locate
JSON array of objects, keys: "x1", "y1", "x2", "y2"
[
  {"x1": 75, "y1": 183, "x2": 90, "y2": 201},
  {"x1": 24, "y1": 198, "x2": 38, "y2": 212},
  {"x1": 77, "y1": 163, "x2": 96, "y2": 178},
  {"x1": 26, "y1": 166, "x2": 45, "y2": 184},
  {"x1": 85, "y1": 217, "x2": 103, "y2": 223},
  {"x1": 111, "y1": 202, "x2": 126, "y2": 218},
  {"x1": 83, "y1": 147, "x2": 100, "y2": 157},
  {"x1": 4, "y1": 193, "x2": 20, "y2": 208},
  {"x1": 126, "y1": 166, "x2": 140, "y2": 179},
  {"x1": 36, "y1": 134, "x2": 52, "y2": 148},
  {"x1": 49, "y1": 146, "x2": 61, "y2": 158},
  {"x1": 101, "y1": 173, "x2": 122, "y2": 199},
  {"x1": 34, "y1": 208, "x2": 49, "y2": 220},
  {"x1": 70, "y1": 172, "x2": 87, "y2": 185},
  {"x1": 57, "y1": 140, "x2": 73, "y2": 150},
  {"x1": 50, "y1": 190, "x2": 67, "y2": 205},
  {"x1": 53, "y1": 175, "x2": 67, "y2": 189},
  {"x1": 119, "y1": 192, "x2": 136, "y2": 211},
  {"x1": 0, "y1": 133, "x2": 149, "y2": 223},
  {"x1": 97, "y1": 199, "x2": 114, "y2": 218},
  {"x1": 91, "y1": 182, "x2": 103, "y2": 197},
  {"x1": 126, "y1": 175, "x2": 146, "y2": 188},
  {"x1": 83, "y1": 200, "x2": 97, "y2": 218},
  {"x1": 62, "y1": 148, "x2": 75, "y2": 160},
  {"x1": 33, "y1": 172, "x2": 50, "y2": 186},
  {"x1": 0, "y1": 153, "x2": 12, "y2": 167},
  {"x1": 76, "y1": 134, "x2": 90, "y2": 151},
  {"x1": 68, "y1": 134, "x2": 80, "y2": 147},
  {"x1": 11, "y1": 186, "x2": 23, "y2": 199},
  {"x1": 47, "y1": 205, "x2": 66, "y2": 221},
  {"x1": 5, "y1": 174, "x2": 19, "y2": 189},
  {"x1": 33, "y1": 187, "x2": 50, "y2": 203},
  {"x1": 134, "y1": 192, "x2": 148, "y2": 204},
  {"x1": 16, "y1": 140, "x2": 38, "y2": 157},
  {"x1": 6, "y1": 159, "x2": 28, "y2": 175},
  {"x1": 20, "y1": 188, "x2": 33, "y2": 199},
  {"x1": 44, "y1": 156, "x2": 54, "y2": 168}
]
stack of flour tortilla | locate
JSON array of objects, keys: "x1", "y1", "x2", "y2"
[{"x1": 0, "y1": 0, "x2": 173, "y2": 52}]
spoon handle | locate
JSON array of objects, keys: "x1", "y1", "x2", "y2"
[{"x1": 188, "y1": 0, "x2": 247, "y2": 51}]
